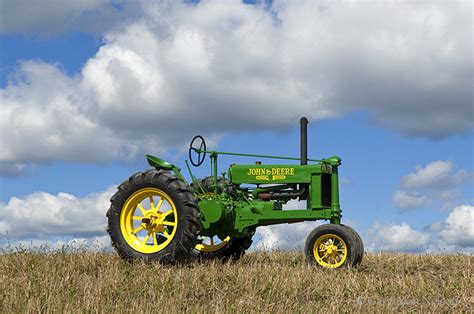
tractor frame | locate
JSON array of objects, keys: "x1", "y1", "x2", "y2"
[{"x1": 147, "y1": 118, "x2": 342, "y2": 239}]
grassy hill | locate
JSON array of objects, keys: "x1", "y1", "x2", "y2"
[{"x1": 0, "y1": 251, "x2": 472, "y2": 312}]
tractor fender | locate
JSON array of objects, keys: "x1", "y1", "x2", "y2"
[{"x1": 146, "y1": 154, "x2": 174, "y2": 171}]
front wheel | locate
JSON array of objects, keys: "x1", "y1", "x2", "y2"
[
  {"x1": 341, "y1": 224, "x2": 364, "y2": 266},
  {"x1": 304, "y1": 224, "x2": 359, "y2": 269}
]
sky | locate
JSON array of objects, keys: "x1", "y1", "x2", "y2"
[{"x1": 0, "y1": 0, "x2": 472, "y2": 254}]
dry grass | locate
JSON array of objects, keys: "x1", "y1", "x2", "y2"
[{"x1": 0, "y1": 251, "x2": 472, "y2": 312}]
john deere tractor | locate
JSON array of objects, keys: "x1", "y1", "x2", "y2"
[{"x1": 107, "y1": 118, "x2": 364, "y2": 268}]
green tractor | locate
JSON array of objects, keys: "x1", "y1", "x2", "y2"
[{"x1": 107, "y1": 118, "x2": 364, "y2": 268}]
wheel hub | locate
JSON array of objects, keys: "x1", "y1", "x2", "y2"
[
  {"x1": 142, "y1": 212, "x2": 165, "y2": 233},
  {"x1": 326, "y1": 244, "x2": 338, "y2": 255},
  {"x1": 313, "y1": 233, "x2": 348, "y2": 268}
]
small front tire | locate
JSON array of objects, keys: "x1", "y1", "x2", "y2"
[
  {"x1": 305, "y1": 224, "x2": 358, "y2": 269},
  {"x1": 341, "y1": 224, "x2": 364, "y2": 266}
]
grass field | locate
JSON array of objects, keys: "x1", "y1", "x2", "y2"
[{"x1": 0, "y1": 251, "x2": 472, "y2": 312}]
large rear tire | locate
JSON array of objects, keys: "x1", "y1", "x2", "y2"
[{"x1": 107, "y1": 169, "x2": 201, "y2": 264}]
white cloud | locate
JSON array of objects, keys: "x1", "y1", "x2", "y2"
[
  {"x1": 394, "y1": 160, "x2": 472, "y2": 210},
  {"x1": 368, "y1": 204, "x2": 474, "y2": 253},
  {"x1": 0, "y1": 62, "x2": 134, "y2": 172},
  {"x1": 0, "y1": 186, "x2": 115, "y2": 238},
  {"x1": 366, "y1": 222, "x2": 430, "y2": 252},
  {"x1": 1, "y1": 1, "x2": 472, "y2": 175},
  {"x1": 402, "y1": 160, "x2": 471, "y2": 190},
  {"x1": 393, "y1": 190, "x2": 429, "y2": 211},
  {"x1": 438, "y1": 205, "x2": 474, "y2": 247},
  {"x1": 253, "y1": 221, "x2": 322, "y2": 251}
]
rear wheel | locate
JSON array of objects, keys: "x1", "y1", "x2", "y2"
[
  {"x1": 305, "y1": 224, "x2": 358, "y2": 269},
  {"x1": 107, "y1": 169, "x2": 201, "y2": 264},
  {"x1": 192, "y1": 176, "x2": 228, "y2": 196},
  {"x1": 195, "y1": 235, "x2": 231, "y2": 253},
  {"x1": 192, "y1": 176, "x2": 253, "y2": 261},
  {"x1": 192, "y1": 229, "x2": 255, "y2": 261}
]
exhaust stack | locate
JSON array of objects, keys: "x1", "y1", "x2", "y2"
[{"x1": 300, "y1": 117, "x2": 308, "y2": 165}]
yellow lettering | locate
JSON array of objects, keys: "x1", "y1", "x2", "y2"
[{"x1": 248, "y1": 167, "x2": 295, "y2": 177}]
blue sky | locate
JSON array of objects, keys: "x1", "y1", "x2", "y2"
[{"x1": 0, "y1": 0, "x2": 472, "y2": 253}]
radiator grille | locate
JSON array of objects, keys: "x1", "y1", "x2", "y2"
[{"x1": 321, "y1": 173, "x2": 332, "y2": 207}]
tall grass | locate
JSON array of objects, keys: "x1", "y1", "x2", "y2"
[{"x1": 0, "y1": 251, "x2": 472, "y2": 312}]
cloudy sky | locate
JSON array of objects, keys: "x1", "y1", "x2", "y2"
[{"x1": 0, "y1": 0, "x2": 472, "y2": 253}]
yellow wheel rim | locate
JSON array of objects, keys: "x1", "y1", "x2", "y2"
[
  {"x1": 120, "y1": 188, "x2": 178, "y2": 254},
  {"x1": 313, "y1": 233, "x2": 348, "y2": 269},
  {"x1": 195, "y1": 236, "x2": 231, "y2": 252}
]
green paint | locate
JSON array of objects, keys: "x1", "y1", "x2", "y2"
[
  {"x1": 229, "y1": 164, "x2": 329, "y2": 184},
  {"x1": 146, "y1": 120, "x2": 346, "y2": 239},
  {"x1": 147, "y1": 154, "x2": 342, "y2": 238}
]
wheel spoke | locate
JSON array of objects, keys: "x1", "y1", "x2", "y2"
[
  {"x1": 163, "y1": 230, "x2": 170, "y2": 238},
  {"x1": 132, "y1": 216, "x2": 143, "y2": 221},
  {"x1": 149, "y1": 196, "x2": 155, "y2": 210},
  {"x1": 162, "y1": 209, "x2": 173, "y2": 218},
  {"x1": 137, "y1": 204, "x2": 147, "y2": 215},
  {"x1": 143, "y1": 232, "x2": 151, "y2": 244},
  {"x1": 155, "y1": 198, "x2": 164, "y2": 212},
  {"x1": 132, "y1": 225, "x2": 144, "y2": 235},
  {"x1": 321, "y1": 252, "x2": 328, "y2": 260},
  {"x1": 162, "y1": 221, "x2": 176, "y2": 226}
]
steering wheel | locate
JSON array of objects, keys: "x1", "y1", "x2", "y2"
[{"x1": 189, "y1": 135, "x2": 207, "y2": 167}]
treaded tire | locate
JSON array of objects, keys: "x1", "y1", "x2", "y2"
[
  {"x1": 341, "y1": 224, "x2": 364, "y2": 266},
  {"x1": 192, "y1": 176, "x2": 227, "y2": 194},
  {"x1": 192, "y1": 176, "x2": 253, "y2": 262},
  {"x1": 106, "y1": 169, "x2": 201, "y2": 264},
  {"x1": 192, "y1": 228, "x2": 255, "y2": 262},
  {"x1": 305, "y1": 224, "x2": 358, "y2": 269}
]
